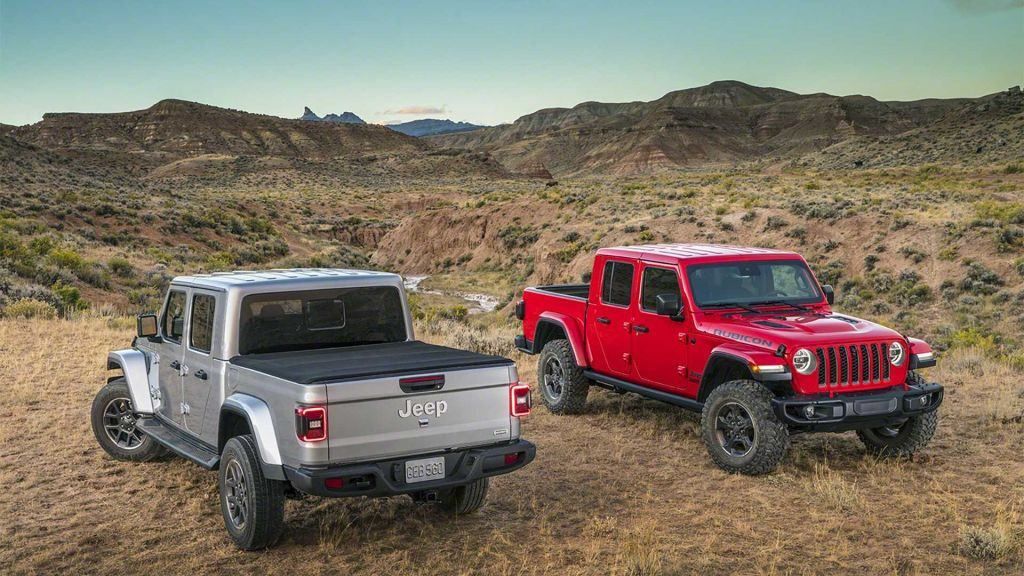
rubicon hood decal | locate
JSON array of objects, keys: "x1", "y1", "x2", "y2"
[{"x1": 712, "y1": 328, "x2": 775, "y2": 349}]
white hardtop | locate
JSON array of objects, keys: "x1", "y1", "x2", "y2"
[{"x1": 171, "y1": 268, "x2": 401, "y2": 294}]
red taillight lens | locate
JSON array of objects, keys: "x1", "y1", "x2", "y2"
[
  {"x1": 295, "y1": 405, "x2": 327, "y2": 442},
  {"x1": 324, "y1": 477, "x2": 344, "y2": 490},
  {"x1": 504, "y1": 452, "x2": 522, "y2": 466},
  {"x1": 510, "y1": 383, "x2": 531, "y2": 417}
]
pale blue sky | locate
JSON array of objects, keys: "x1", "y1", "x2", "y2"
[{"x1": 1, "y1": 0, "x2": 1021, "y2": 126}]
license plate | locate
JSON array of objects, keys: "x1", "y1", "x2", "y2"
[{"x1": 405, "y1": 456, "x2": 445, "y2": 484}]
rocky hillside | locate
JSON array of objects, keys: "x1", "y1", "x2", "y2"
[
  {"x1": 388, "y1": 118, "x2": 485, "y2": 137},
  {"x1": 300, "y1": 107, "x2": 366, "y2": 124},
  {"x1": 434, "y1": 81, "x2": 1020, "y2": 176}
]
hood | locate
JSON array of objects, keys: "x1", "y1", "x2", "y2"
[{"x1": 701, "y1": 311, "x2": 903, "y2": 350}]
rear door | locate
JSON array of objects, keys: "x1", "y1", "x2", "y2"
[
  {"x1": 632, "y1": 263, "x2": 688, "y2": 392},
  {"x1": 182, "y1": 289, "x2": 219, "y2": 435},
  {"x1": 586, "y1": 258, "x2": 636, "y2": 377},
  {"x1": 325, "y1": 364, "x2": 515, "y2": 463},
  {"x1": 156, "y1": 289, "x2": 186, "y2": 427}
]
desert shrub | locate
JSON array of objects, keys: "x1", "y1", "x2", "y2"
[
  {"x1": 1004, "y1": 163, "x2": 1023, "y2": 175},
  {"x1": 937, "y1": 246, "x2": 959, "y2": 261},
  {"x1": 741, "y1": 210, "x2": 757, "y2": 223},
  {"x1": 785, "y1": 226, "x2": 807, "y2": 244},
  {"x1": 790, "y1": 198, "x2": 855, "y2": 222},
  {"x1": 959, "y1": 261, "x2": 1004, "y2": 295},
  {"x1": 948, "y1": 327, "x2": 998, "y2": 352},
  {"x1": 898, "y1": 246, "x2": 927, "y2": 263},
  {"x1": 1015, "y1": 257, "x2": 1024, "y2": 277},
  {"x1": 863, "y1": 254, "x2": 880, "y2": 272},
  {"x1": 47, "y1": 248, "x2": 83, "y2": 270},
  {"x1": 497, "y1": 225, "x2": 539, "y2": 249},
  {"x1": 718, "y1": 221, "x2": 735, "y2": 232},
  {"x1": 812, "y1": 261, "x2": 845, "y2": 286},
  {"x1": 890, "y1": 216, "x2": 912, "y2": 231},
  {"x1": 763, "y1": 216, "x2": 788, "y2": 231},
  {"x1": 958, "y1": 523, "x2": 1017, "y2": 560},
  {"x1": 232, "y1": 238, "x2": 289, "y2": 265},
  {"x1": 1, "y1": 298, "x2": 57, "y2": 319},
  {"x1": 974, "y1": 201, "x2": 1024, "y2": 225},
  {"x1": 75, "y1": 262, "x2": 111, "y2": 289},
  {"x1": 995, "y1": 227, "x2": 1023, "y2": 252},
  {"x1": 561, "y1": 231, "x2": 581, "y2": 243},
  {"x1": 52, "y1": 281, "x2": 88, "y2": 316},
  {"x1": 108, "y1": 257, "x2": 134, "y2": 277},
  {"x1": 637, "y1": 230, "x2": 655, "y2": 242}
]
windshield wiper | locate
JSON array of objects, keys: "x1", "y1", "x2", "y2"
[
  {"x1": 702, "y1": 302, "x2": 762, "y2": 314},
  {"x1": 748, "y1": 300, "x2": 811, "y2": 313}
]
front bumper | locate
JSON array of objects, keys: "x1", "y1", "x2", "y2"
[
  {"x1": 284, "y1": 439, "x2": 536, "y2": 498},
  {"x1": 772, "y1": 381, "x2": 943, "y2": 432}
]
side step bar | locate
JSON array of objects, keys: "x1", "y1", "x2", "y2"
[
  {"x1": 138, "y1": 416, "x2": 220, "y2": 469},
  {"x1": 583, "y1": 371, "x2": 704, "y2": 412}
]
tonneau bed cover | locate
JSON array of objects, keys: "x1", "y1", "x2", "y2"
[{"x1": 231, "y1": 340, "x2": 512, "y2": 384}]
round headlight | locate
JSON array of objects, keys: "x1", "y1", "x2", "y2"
[
  {"x1": 792, "y1": 348, "x2": 817, "y2": 375},
  {"x1": 889, "y1": 342, "x2": 905, "y2": 366}
]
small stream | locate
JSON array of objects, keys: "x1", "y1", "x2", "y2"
[{"x1": 403, "y1": 275, "x2": 500, "y2": 314}]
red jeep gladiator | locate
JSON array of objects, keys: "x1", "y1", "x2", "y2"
[{"x1": 515, "y1": 244, "x2": 942, "y2": 475}]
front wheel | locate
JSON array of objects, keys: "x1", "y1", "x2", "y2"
[
  {"x1": 219, "y1": 435, "x2": 286, "y2": 550},
  {"x1": 857, "y1": 411, "x2": 938, "y2": 457},
  {"x1": 700, "y1": 380, "x2": 789, "y2": 475},
  {"x1": 90, "y1": 378, "x2": 166, "y2": 462}
]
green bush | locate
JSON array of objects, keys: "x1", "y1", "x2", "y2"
[
  {"x1": 109, "y1": 257, "x2": 135, "y2": 278},
  {"x1": 47, "y1": 248, "x2": 84, "y2": 270},
  {"x1": 1, "y1": 298, "x2": 57, "y2": 319}
]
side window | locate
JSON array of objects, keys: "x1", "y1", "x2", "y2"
[
  {"x1": 600, "y1": 261, "x2": 634, "y2": 307},
  {"x1": 190, "y1": 294, "x2": 216, "y2": 353},
  {"x1": 162, "y1": 290, "x2": 186, "y2": 342},
  {"x1": 641, "y1": 267, "x2": 680, "y2": 311}
]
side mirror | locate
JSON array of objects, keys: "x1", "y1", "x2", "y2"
[
  {"x1": 655, "y1": 294, "x2": 683, "y2": 319},
  {"x1": 822, "y1": 284, "x2": 835, "y2": 305},
  {"x1": 137, "y1": 313, "x2": 158, "y2": 338},
  {"x1": 171, "y1": 317, "x2": 185, "y2": 339}
]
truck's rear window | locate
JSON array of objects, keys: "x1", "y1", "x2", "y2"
[{"x1": 238, "y1": 286, "x2": 406, "y2": 355}]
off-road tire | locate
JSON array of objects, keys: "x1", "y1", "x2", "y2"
[
  {"x1": 857, "y1": 372, "x2": 938, "y2": 457},
  {"x1": 438, "y1": 477, "x2": 489, "y2": 514},
  {"x1": 219, "y1": 434, "x2": 286, "y2": 550},
  {"x1": 91, "y1": 378, "x2": 166, "y2": 462},
  {"x1": 701, "y1": 380, "x2": 789, "y2": 475},
  {"x1": 537, "y1": 339, "x2": 589, "y2": 414}
]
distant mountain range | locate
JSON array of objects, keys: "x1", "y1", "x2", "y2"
[
  {"x1": 299, "y1": 107, "x2": 484, "y2": 137},
  {"x1": 434, "y1": 80, "x2": 1022, "y2": 176},
  {"x1": 387, "y1": 118, "x2": 484, "y2": 137}
]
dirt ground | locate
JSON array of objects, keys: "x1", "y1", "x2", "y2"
[{"x1": 0, "y1": 316, "x2": 1021, "y2": 575}]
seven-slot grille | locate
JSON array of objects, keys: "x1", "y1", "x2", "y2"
[{"x1": 815, "y1": 343, "x2": 890, "y2": 388}]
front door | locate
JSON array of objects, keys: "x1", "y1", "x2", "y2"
[
  {"x1": 587, "y1": 259, "x2": 636, "y2": 377},
  {"x1": 182, "y1": 289, "x2": 219, "y2": 436},
  {"x1": 632, "y1": 264, "x2": 688, "y2": 392},
  {"x1": 156, "y1": 288, "x2": 187, "y2": 427}
]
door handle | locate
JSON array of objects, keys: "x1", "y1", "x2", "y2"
[
  {"x1": 596, "y1": 317, "x2": 611, "y2": 325},
  {"x1": 194, "y1": 369, "x2": 208, "y2": 380},
  {"x1": 169, "y1": 360, "x2": 181, "y2": 370},
  {"x1": 633, "y1": 325, "x2": 649, "y2": 333}
]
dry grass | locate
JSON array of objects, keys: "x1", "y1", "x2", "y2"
[{"x1": 1, "y1": 316, "x2": 1023, "y2": 575}]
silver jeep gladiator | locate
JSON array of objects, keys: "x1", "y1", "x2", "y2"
[{"x1": 91, "y1": 269, "x2": 535, "y2": 549}]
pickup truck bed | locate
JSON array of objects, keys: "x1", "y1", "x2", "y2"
[{"x1": 231, "y1": 341, "x2": 512, "y2": 384}]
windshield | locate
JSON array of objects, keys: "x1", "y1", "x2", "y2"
[
  {"x1": 238, "y1": 286, "x2": 406, "y2": 355},
  {"x1": 686, "y1": 259, "x2": 822, "y2": 308}
]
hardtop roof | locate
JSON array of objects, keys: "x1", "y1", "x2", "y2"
[
  {"x1": 171, "y1": 268, "x2": 401, "y2": 292},
  {"x1": 598, "y1": 243, "x2": 802, "y2": 264}
]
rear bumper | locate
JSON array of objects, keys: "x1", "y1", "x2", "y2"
[
  {"x1": 772, "y1": 381, "x2": 943, "y2": 432},
  {"x1": 284, "y1": 439, "x2": 536, "y2": 498},
  {"x1": 514, "y1": 335, "x2": 533, "y2": 355}
]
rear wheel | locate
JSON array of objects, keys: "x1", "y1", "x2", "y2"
[
  {"x1": 438, "y1": 477, "x2": 489, "y2": 515},
  {"x1": 90, "y1": 378, "x2": 166, "y2": 462},
  {"x1": 219, "y1": 434, "x2": 286, "y2": 550},
  {"x1": 700, "y1": 380, "x2": 789, "y2": 475},
  {"x1": 537, "y1": 339, "x2": 589, "y2": 414}
]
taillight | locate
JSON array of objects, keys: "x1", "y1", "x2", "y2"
[
  {"x1": 514, "y1": 300, "x2": 525, "y2": 320},
  {"x1": 295, "y1": 405, "x2": 327, "y2": 442},
  {"x1": 510, "y1": 383, "x2": 531, "y2": 417}
]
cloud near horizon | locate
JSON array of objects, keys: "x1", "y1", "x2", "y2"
[{"x1": 383, "y1": 105, "x2": 447, "y2": 115}]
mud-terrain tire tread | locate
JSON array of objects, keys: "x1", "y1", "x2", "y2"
[
  {"x1": 700, "y1": 379, "x2": 789, "y2": 475},
  {"x1": 439, "y1": 477, "x2": 489, "y2": 515},
  {"x1": 537, "y1": 339, "x2": 589, "y2": 414},
  {"x1": 857, "y1": 371, "x2": 938, "y2": 457},
  {"x1": 219, "y1": 434, "x2": 286, "y2": 550},
  {"x1": 90, "y1": 378, "x2": 167, "y2": 462}
]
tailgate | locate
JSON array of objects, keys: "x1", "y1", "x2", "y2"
[{"x1": 325, "y1": 364, "x2": 516, "y2": 463}]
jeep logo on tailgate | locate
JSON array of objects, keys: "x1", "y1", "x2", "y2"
[{"x1": 398, "y1": 399, "x2": 448, "y2": 418}]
